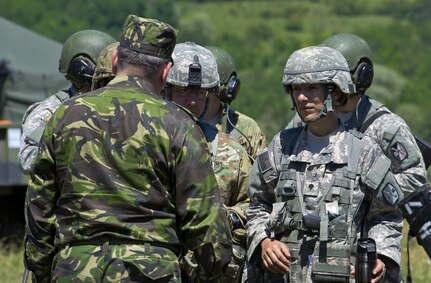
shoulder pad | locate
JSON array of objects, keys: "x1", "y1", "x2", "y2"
[
  {"x1": 54, "y1": 90, "x2": 72, "y2": 102},
  {"x1": 348, "y1": 129, "x2": 365, "y2": 139}
]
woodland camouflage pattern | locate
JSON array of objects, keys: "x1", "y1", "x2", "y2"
[
  {"x1": 91, "y1": 41, "x2": 119, "y2": 90},
  {"x1": 120, "y1": 15, "x2": 178, "y2": 59},
  {"x1": 18, "y1": 87, "x2": 76, "y2": 173},
  {"x1": 244, "y1": 125, "x2": 403, "y2": 282},
  {"x1": 24, "y1": 75, "x2": 232, "y2": 281},
  {"x1": 184, "y1": 131, "x2": 251, "y2": 283}
]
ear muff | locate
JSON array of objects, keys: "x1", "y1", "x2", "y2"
[
  {"x1": 219, "y1": 75, "x2": 240, "y2": 104},
  {"x1": 352, "y1": 61, "x2": 374, "y2": 95},
  {"x1": 67, "y1": 56, "x2": 95, "y2": 86}
]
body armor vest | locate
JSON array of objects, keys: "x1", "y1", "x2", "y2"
[{"x1": 267, "y1": 130, "x2": 366, "y2": 282}]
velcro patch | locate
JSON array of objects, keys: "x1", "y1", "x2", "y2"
[
  {"x1": 257, "y1": 150, "x2": 272, "y2": 174},
  {"x1": 383, "y1": 184, "x2": 400, "y2": 205}
]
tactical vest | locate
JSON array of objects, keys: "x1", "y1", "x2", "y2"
[{"x1": 267, "y1": 129, "x2": 366, "y2": 282}]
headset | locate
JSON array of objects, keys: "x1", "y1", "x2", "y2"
[
  {"x1": 352, "y1": 60, "x2": 374, "y2": 95},
  {"x1": 67, "y1": 56, "x2": 96, "y2": 86},
  {"x1": 218, "y1": 74, "x2": 241, "y2": 104}
]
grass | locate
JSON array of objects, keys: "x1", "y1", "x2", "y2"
[
  {"x1": 1, "y1": 221, "x2": 430, "y2": 282},
  {"x1": 0, "y1": 241, "x2": 25, "y2": 283}
]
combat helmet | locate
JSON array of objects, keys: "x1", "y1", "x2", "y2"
[
  {"x1": 205, "y1": 46, "x2": 240, "y2": 104},
  {"x1": 320, "y1": 33, "x2": 373, "y2": 94},
  {"x1": 91, "y1": 42, "x2": 119, "y2": 90},
  {"x1": 59, "y1": 30, "x2": 116, "y2": 85},
  {"x1": 283, "y1": 46, "x2": 355, "y2": 119},
  {"x1": 167, "y1": 42, "x2": 219, "y2": 89}
]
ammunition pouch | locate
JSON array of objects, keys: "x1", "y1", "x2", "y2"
[{"x1": 311, "y1": 242, "x2": 351, "y2": 282}]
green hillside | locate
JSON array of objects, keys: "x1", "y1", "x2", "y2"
[{"x1": 2, "y1": 0, "x2": 431, "y2": 140}]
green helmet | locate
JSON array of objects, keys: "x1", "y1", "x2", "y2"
[
  {"x1": 320, "y1": 33, "x2": 373, "y2": 94},
  {"x1": 282, "y1": 46, "x2": 355, "y2": 95},
  {"x1": 320, "y1": 33, "x2": 372, "y2": 72},
  {"x1": 204, "y1": 46, "x2": 236, "y2": 86},
  {"x1": 59, "y1": 29, "x2": 116, "y2": 74},
  {"x1": 167, "y1": 42, "x2": 219, "y2": 89}
]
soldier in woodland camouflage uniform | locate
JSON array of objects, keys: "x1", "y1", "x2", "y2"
[
  {"x1": 204, "y1": 46, "x2": 267, "y2": 163},
  {"x1": 24, "y1": 15, "x2": 232, "y2": 282},
  {"x1": 165, "y1": 42, "x2": 250, "y2": 283},
  {"x1": 91, "y1": 41, "x2": 119, "y2": 90},
  {"x1": 18, "y1": 29, "x2": 116, "y2": 174},
  {"x1": 243, "y1": 46, "x2": 403, "y2": 283}
]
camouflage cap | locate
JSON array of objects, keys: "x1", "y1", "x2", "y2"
[
  {"x1": 95, "y1": 41, "x2": 119, "y2": 74},
  {"x1": 167, "y1": 42, "x2": 219, "y2": 89},
  {"x1": 91, "y1": 42, "x2": 119, "y2": 90},
  {"x1": 282, "y1": 46, "x2": 355, "y2": 94},
  {"x1": 120, "y1": 15, "x2": 178, "y2": 60}
]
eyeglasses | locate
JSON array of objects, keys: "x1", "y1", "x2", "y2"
[{"x1": 171, "y1": 86, "x2": 209, "y2": 100}]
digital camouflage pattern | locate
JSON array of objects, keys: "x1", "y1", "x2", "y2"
[
  {"x1": 345, "y1": 96, "x2": 428, "y2": 195},
  {"x1": 216, "y1": 108, "x2": 267, "y2": 163},
  {"x1": 91, "y1": 41, "x2": 119, "y2": 90},
  {"x1": 244, "y1": 125, "x2": 403, "y2": 282},
  {"x1": 120, "y1": 15, "x2": 178, "y2": 60},
  {"x1": 167, "y1": 42, "x2": 220, "y2": 88},
  {"x1": 18, "y1": 87, "x2": 77, "y2": 173},
  {"x1": 282, "y1": 46, "x2": 355, "y2": 95},
  {"x1": 24, "y1": 75, "x2": 232, "y2": 282}
]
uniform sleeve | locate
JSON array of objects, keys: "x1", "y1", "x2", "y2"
[
  {"x1": 359, "y1": 142, "x2": 403, "y2": 266},
  {"x1": 19, "y1": 96, "x2": 62, "y2": 174},
  {"x1": 24, "y1": 118, "x2": 58, "y2": 282},
  {"x1": 245, "y1": 146, "x2": 279, "y2": 261},
  {"x1": 174, "y1": 123, "x2": 232, "y2": 279},
  {"x1": 366, "y1": 114, "x2": 427, "y2": 195}
]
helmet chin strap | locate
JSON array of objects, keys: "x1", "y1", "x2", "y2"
[
  {"x1": 198, "y1": 91, "x2": 210, "y2": 122},
  {"x1": 311, "y1": 84, "x2": 336, "y2": 121}
]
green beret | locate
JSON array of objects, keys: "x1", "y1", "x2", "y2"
[{"x1": 120, "y1": 15, "x2": 178, "y2": 60}]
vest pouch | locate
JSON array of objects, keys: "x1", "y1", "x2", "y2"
[{"x1": 311, "y1": 242, "x2": 351, "y2": 282}]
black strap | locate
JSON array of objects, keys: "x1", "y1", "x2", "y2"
[{"x1": 358, "y1": 110, "x2": 390, "y2": 133}]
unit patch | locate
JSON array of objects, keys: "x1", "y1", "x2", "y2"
[
  {"x1": 390, "y1": 142, "x2": 408, "y2": 161},
  {"x1": 383, "y1": 184, "x2": 400, "y2": 205}
]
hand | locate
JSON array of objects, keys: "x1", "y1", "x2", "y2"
[
  {"x1": 260, "y1": 237, "x2": 291, "y2": 274},
  {"x1": 371, "y1": 259, "x2": 386, "y2": 283}
]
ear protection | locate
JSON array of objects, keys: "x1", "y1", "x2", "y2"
[
  {"x1": 219, "y1": 75, "x2": 240, "y2": 104},
  {"x1": 352, "y1": 60, "x2": 374, "y2": 95},
  {"x1": 67, "y1": 56, "x2": 95, "y2": 85}
]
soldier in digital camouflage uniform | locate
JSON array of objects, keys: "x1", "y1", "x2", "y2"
[
  {"x1": 285, "y1": 34, "x2": 428, "y2": 281},
  {"x1": 91, "y1": 41, "x2": 119, "y2": 90},
  {"x1": 164, "y1": 41, "x2": 250, "y2": 283},
  {"x1": 24, "y1": 15, "x2": 232, "y2": 282},
  {"x1": 243, "y1": 46, "x2": 403, "y2": 283},
  {"x1": 18, "y1": 29, "x2": 116, "y2": 174},
  {"x1": 203, "y1": 46, "x2": 267, "y2": 163},
  {"x1": 287, "y1": 34, "x2": 427, "y2": 194}
]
